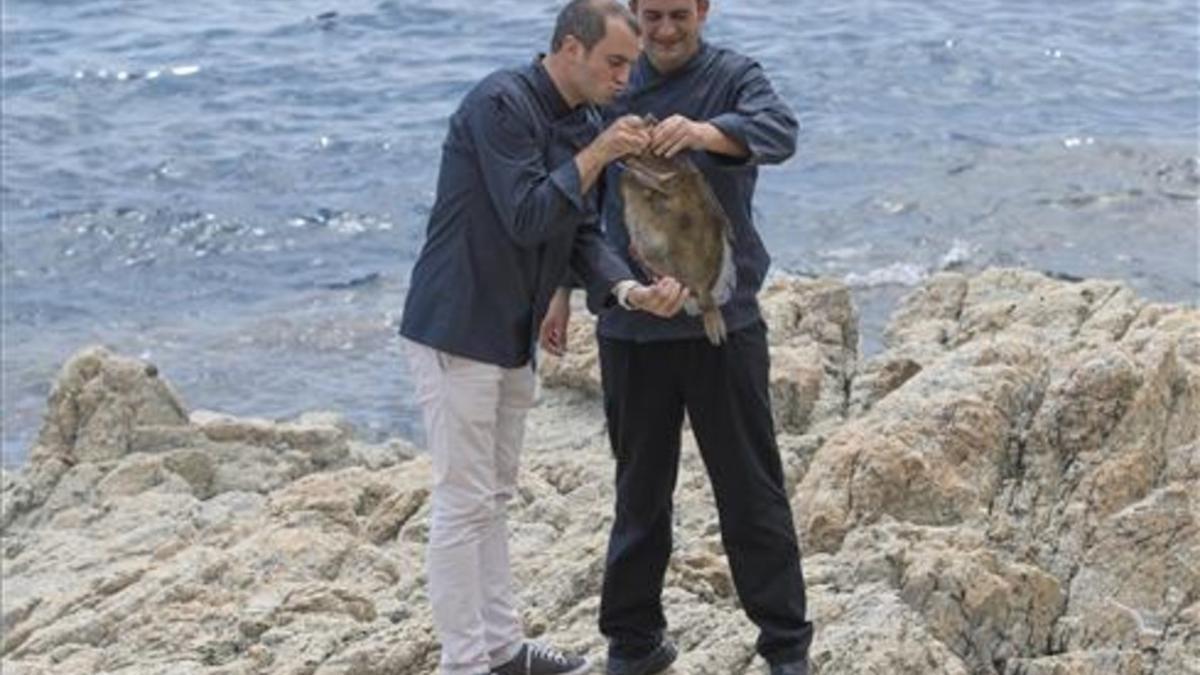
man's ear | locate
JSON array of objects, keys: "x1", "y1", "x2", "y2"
[
  {"x1": 561, "y1": 34, "x2": 583, "y2": 59},
  {"x1": 697, "y1": 0, "x2": 710, "y2": 21},
  {"x1": 629, "y1": 0, "x2": 638, "y2": 15}
]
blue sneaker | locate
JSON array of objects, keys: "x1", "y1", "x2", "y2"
[{"x1": 492, "y1": 641, "x2": 591, "y2": 675}]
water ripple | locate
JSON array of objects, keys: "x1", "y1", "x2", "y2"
[{"x1": 2, "y1": 0, "x2": 1195, "y2": 463}]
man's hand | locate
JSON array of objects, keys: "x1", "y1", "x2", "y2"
[
  {"x1": 539, "y1": 288, "x2": 572, "y2": 357},
  {"x1": 595, "y1": 115, "x2": 652, "y2": 163},
  {"x1": 627, "y1": 277, "x2": 689, "y2": 317},
  {"x1": 649, "y1": 114, "x2": 712, "y2": 158},
  {"x1": 649, "y1": 114, "x2": 748, "y2": 159},
  {"x1": 576, "y1": 115, "x2": 651, "y2": 193}
]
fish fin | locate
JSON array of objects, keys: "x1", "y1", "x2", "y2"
[
  {"x1": 682, "y1": 296, "x2": 702, "y2": 316},
  {"x1": 703, "y1": 309, "x2": 727, "y2": 345},
  {"x1": 712, "y1": 236, "x2": 737, "y2": 306},
  {"x1": 624, "y1": 162, "x2": 674, "y2": 194}
]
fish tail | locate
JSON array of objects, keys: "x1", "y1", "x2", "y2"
[{"x1": 703, "y1": 309, "x2": 727, "y2": 346}]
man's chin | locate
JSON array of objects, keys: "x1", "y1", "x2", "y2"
[{"x1": 648, "y1": 48, "x2": 687, "y2": 72}]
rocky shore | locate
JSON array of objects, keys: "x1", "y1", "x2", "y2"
[{"x1": 2, "y1": 268, "x2": 1197, "y2": 674}]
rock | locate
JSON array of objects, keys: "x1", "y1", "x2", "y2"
[
  {"x1": 33, "y1": 347, "x2": 188, "y2": 464},
  {"x1": 96, "y1": 455, "x2": 187, "y2": 502},
  {"x1": 365, "y1": 486, "x2": 430, "y2": 545},
  {"x1": 7, "y1": 347, "x2": 190, "y2": 527},
  {"x1": 344, "y1": 438, "x2": 418, "y2": 470},
  {"x1": 847, "y1": 354, "x2": 922, "y2": 415},
  {"x1": 191, "y1": 409, "x2": 350, "y2": 468},
  {"x1": 798, "y1": 336, "x2": 1049, "y2": 553},
  {"x1": 1, "y1": 469, "x2": 35, "y2": 531},
  {"x1": 278, "y1": 585, "x2": 377, "y2": 624},
  {"x1": 162, "y1": 449, "x2": 217, "y2": 500},
  {"x1": 205, "y1": 442, "x2": 304, "y2": 496},
  {"x1": 1, "y1": 269, "x2": 1196, "y2": 675}
]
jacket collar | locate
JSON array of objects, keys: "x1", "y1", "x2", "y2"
[{"x1": 528, "y1": 55, "x2": 574, "y2": 120}]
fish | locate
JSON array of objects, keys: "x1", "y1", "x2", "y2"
[{"x1": 619, "y1": 137, "x2": 736, "y2": 345}]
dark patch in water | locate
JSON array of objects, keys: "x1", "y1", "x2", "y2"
[
  {"x1": 322, "y1": 272, "x2": 381, "y2": 290},
  {"x1": 1043, "y1": 270, "x2": 1086, "y2": 283}
]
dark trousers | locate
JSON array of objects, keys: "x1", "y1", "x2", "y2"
[{"x1": 597, "y1": 321, "x2": 814, "y2": 666}]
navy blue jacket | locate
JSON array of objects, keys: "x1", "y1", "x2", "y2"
[
  {"x1": 599, "y1": 42, "x2": 798, "y2": 342},
  {"x1": 401, "y1": 59, "x2": 631, "y2": 367}
]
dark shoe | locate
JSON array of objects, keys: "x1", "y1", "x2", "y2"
[
  {"x1": 605, "y1": 640, "x2": 677, "y2": 675},
  {"x1": 492, "y1": 641, "x2": 590, "y2": 675},
  {"x1": 769, "y1": 658, "x2": 809, "y2": 675}
]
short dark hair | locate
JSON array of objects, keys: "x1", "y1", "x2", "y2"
[{"x1": 550, "y1": 0, "x2": 639, "y2": 53}]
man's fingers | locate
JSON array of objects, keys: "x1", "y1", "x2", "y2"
[
  {"x1": 661, "y1": 133, "x2": 689, "y2": 157},
  {"x1": 622, "y1": 114, "x2": 649, "y2": 129},
  {"x1": 637, "y1": 278, "x2": 686, "y2": 317},
  {"x1": 539, "y1": 327, "x2": 557, "y2": 353},
  {"x1": 648, "y1": 123, "x2": 669, "y2": 151},
  {"x1": 665, "y1": 282, "x2": 686, "y2": 313},
  {"x1": 650, "y1": 127, "x2": 679, "y2": 155},
  {"x1": 623, "y1": 130, "x2": 652, "y2": 157},
  {"x1": 628, "y1": 278, "x2": 692, "y2": 318},
  {"x1": 672, "y1": 287, "x2": 690, "y2": 314},
  {"x1": 636, "y1": 130, "x2": 652, "y2": 153},
  {"x1": 667, "y1": 280, "x2": 689, "y2": 314},
  {"x1": 605, "y1": 118, "x2": 652, "y2": 157},
  {"x1": 543, "y1": 329, "x2": 564, "y2": 356}
]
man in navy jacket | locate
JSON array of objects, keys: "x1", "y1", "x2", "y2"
[
  {"x1": 399, "y1": 2, "x2": 686, "y2": 674},
  {"x1": 541, "y1": 1, "x2": 814, "y2": 674}
]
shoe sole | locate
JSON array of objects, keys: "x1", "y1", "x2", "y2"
[
  {"x1": 490, "y1": 656, "x2": 592, "y2": 675},
  {"x1": 564, "y1": 658, "x2": 592, "y2": 675}
]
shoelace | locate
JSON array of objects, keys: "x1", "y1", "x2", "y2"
[{"x1": 526, "y1": 642, "x2": 572, "y2": 668}]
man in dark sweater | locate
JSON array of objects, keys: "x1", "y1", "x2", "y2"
[
  {"x1": 399, "y1": 2, "x2": 687, "y2": 674},
  {"x1": 540, "y1": 1, "x2": 814, "y2": 674}
]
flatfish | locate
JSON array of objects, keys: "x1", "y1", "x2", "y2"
[{"x1": 619, "y1": 144, "x2": 736, "y2": 345}]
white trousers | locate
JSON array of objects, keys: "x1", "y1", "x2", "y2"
[{"x1": 405, "y1": 341, "x2": 536, "y2": 675}]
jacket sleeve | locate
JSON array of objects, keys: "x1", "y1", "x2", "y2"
[
  {"x1": 569, "y1": 215, "x2": 634, "y2": 315},
  {"x1": 707, "y1": 61, "x2": 799, "y2": 166},
  {"x1": 468, "y1": 92, "x2": 591, "y2": 248}
]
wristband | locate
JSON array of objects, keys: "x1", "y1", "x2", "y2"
[{"x1": 614, "y1": 280, "x2": 637, "y2": 310}]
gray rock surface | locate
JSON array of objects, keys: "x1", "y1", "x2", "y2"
[{"x1": 2, "y1": 269, "x2": 1196, "y2": 674}]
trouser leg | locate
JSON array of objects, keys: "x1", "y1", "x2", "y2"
[
  {"x1": 481, "y1": 363, "x2": 536, "y2": 667},
  {"x1": 681, "y1": 323, "x2": 813, "y2": 665},
  {"x1": 405, "y1": 341, "x2": 516, "y2": 675},
  {"x1": 598, "y1": 337, "x2": 686, "y2": 659}
]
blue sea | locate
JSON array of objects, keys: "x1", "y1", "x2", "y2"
[{"x1": 3, "y1": 0, "x2": 1197, "y2": 465}]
